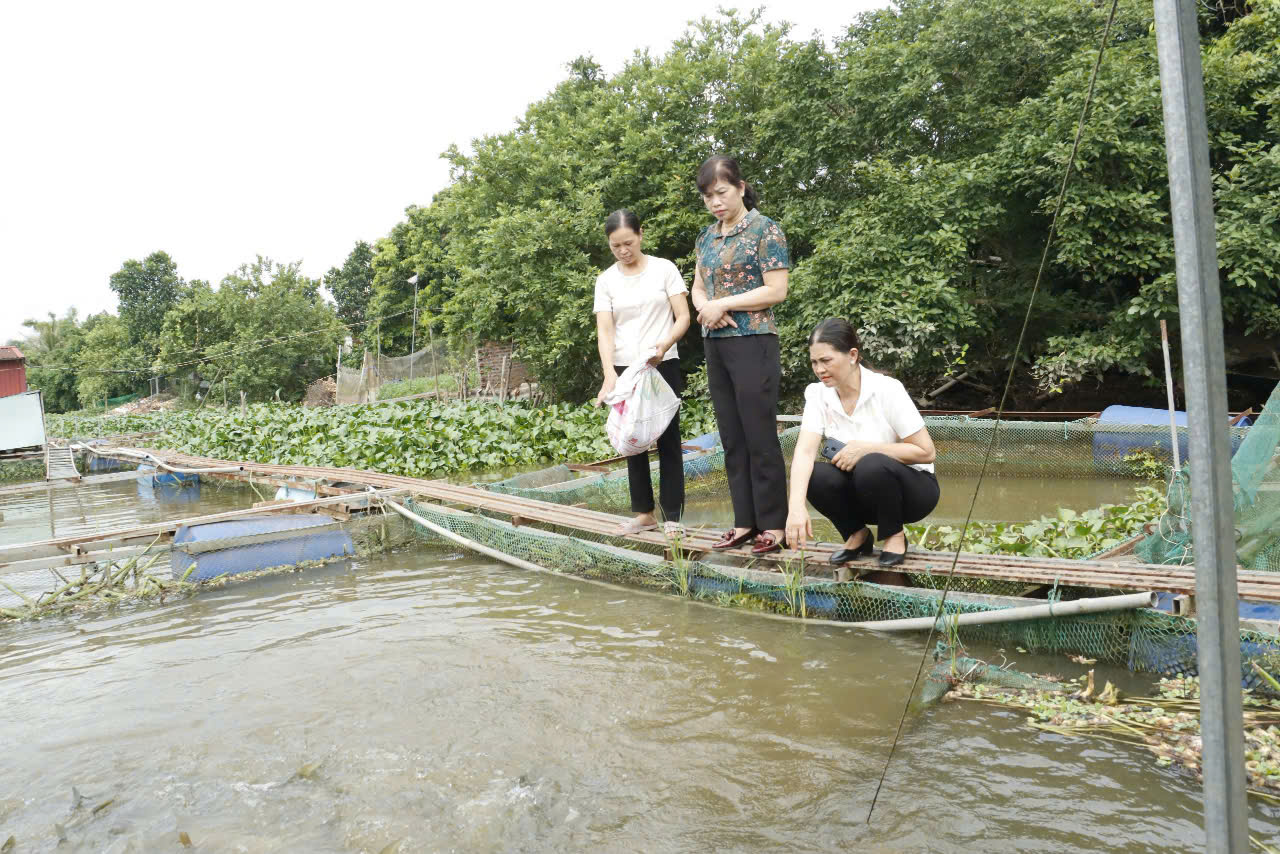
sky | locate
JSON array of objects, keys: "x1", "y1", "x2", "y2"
[{"x1": 0, "y1": 0, "x2": 886, "y2": 346}]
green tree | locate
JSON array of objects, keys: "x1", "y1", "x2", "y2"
[
  {"x1": 16, "y1": 309, "x2": 87, "y2": 412},
  {"x1": 108, "y1": 251, "x2": 189, "y2": 353},
  {"x1": 366, "y1": 0, "x2": 1280, "y2": 402},
  {"x1": 155, "y1": 257, "x2": 344, "y2": 401},
  {"x1": 324, "y1": 240, "x2": 375, "y2": 333},
  {"x1": 74, "y1": 313, "x2": 147, "y2": 408}
]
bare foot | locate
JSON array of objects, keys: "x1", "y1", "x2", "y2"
[{"x1": 615, "y1": 513, "x2": 658, "y2": 535}]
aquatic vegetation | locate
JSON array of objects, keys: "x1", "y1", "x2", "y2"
[
  {"x1": 908, "y1": 485, "x2": 1166, "y2": 560},
  {"x1": 947, "y1": 670, "x2": 1280, "y2": 803},
  {"x1": 0, "y1": 542, "x2": 351, "y2": 623},
  {"x1": 45, "y1": 399, "x2": 719, "y2": 477}
]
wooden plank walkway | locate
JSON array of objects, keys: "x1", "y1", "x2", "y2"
[
  {"x1": 69, "y1": 445, "x2": 1280, "y2": 604},
  {"x1": 44, "y1": 447, "x2": 81, "y2": 482},
  {"x1": 0, "y1": 488, "x2": 404, "y2": 574}
]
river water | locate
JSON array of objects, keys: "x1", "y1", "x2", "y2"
[{"x1": 3, "y1": 479, "x2": 1278, "y2": 851}]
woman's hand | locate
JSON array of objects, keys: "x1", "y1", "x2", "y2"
[
  {"x1": 785, "y1": 507, "x2": 813, "y2": 551},
  {"x1": 697, "y1": 300, "x2": 737, "y2": 330},
  {"x1": 594, "y1": 373, "x2": 617, "y2": 407},
  {"x1": 646, "y1": 343, "x2": 667, "y2": 366},
  {"x1": 831, "y1": 441, "x2": 876, "y2": 472}
]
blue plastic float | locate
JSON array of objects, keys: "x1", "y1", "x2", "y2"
[{"x1": 171, "y1": 514, "x2": 354, "y2": 582}]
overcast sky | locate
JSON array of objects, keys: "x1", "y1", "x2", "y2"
[{"x1": 0, "y1": 0, "x2": 885, "y2": 346}]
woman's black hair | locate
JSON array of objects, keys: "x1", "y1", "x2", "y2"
[
  {"x1": 696, "y1": 155, "x2": 760, "y2": 210},
  {"x1": 809, "y1": 318, "x2": 864, "y2": 365},
  {"x1": 604, "y1": 209, "x2": 642, "y2": 236}
]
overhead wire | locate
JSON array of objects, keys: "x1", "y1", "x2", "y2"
[{"x1": 865, "y1": 0, "x2": 1121, "y2": 824}]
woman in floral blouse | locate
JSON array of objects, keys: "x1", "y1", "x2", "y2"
[{"x1": 691, "y1": 155, "x2": 791, "y2": 555}]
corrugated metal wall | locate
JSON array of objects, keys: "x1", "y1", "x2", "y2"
[{"x1": 0, "y1": 360, "x2": 27, "y2": 398}]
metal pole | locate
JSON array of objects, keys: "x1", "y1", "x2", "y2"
[
  {"x1": 429, "y1": 323, "x2": 438, "y2": 400},
  {"x1": 1153, "y1": 1, "x2": 1247, "y2": 849},
  {"x1": 1160, "y1": 320, "x2": 1181, "y2": 471},
  {"x1": 409, "y1": 277, "x2": 419, "y2": 381},
  {"x1": 336, "y1": 344, "x2": 343, "y2": 404}
]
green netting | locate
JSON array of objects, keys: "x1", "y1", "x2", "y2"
[
  {"x1": 0, "y1": 459, "x2": 44, "y2": 485},
  {"x1": 486, "y1": 417, "x2": 1251, "y2": 516},
  {"x1": 93, "y1": 392, "x2": 143, "y2": 410},
  {"x1": 1137, "y1": 381, "x2": 1280, "y2": 570},
  {"x1": 400, "y1": 498, "x2": 1280, "y2": 686}
]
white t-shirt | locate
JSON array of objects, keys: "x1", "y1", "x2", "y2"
[
  {"x1": 593, "y1": 256, "x2": 688, "y2": 366},
  {"x1": 798, "y1": 364, "x2": 934, "y2": 473}
]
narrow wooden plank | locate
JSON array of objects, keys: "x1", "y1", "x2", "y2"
[
  {"x1": 114, "y1": 446, "x2": 1280, "y2": 602},
  {"x1": 0, "y1": 488, "x2": 403, "y2": 564}
]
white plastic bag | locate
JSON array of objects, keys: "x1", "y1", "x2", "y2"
[{"x1": 603, "y1": 361, "x2": 681, "y2": 456}]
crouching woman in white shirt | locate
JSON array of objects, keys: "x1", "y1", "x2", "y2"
[
  {"x1": 593, "y1": 209, "x2": 692, "y2": 536},
  {"x1": 784, "y1": 318, "x2": 939, "y2": 568}
]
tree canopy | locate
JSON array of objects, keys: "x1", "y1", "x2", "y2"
[
  {"x1": 16, "y1": 0, "x2": 1280, "y2": 410},
  {"x1": 364, "y1": 0, "x2": 1280, "y2": 403}
]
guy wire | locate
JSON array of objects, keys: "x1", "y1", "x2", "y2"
[{"x1": 865, "y1": 0, "x2": 1121, "y2": 824}]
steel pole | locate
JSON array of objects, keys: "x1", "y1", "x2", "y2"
[
  {"x1": 1153, "y1": 1, "x2": 1247, "y2": 849},
  {"x1": 1160, "y1": 319, "x2": 1181, "y2": 471},
  {"x1": 411, "y1": 285, "x2": 418, "y2": 380}
]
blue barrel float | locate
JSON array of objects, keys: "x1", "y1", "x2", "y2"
[
  {"x1": 171, "y1": 514, "x2": 354, "y2": 581},
  {"x1": 1093, "y1": 405, "x2": 1250, "y2": 467},
  {"x1": 136, "y1": 463, "x2": 201, "y2": 504}
]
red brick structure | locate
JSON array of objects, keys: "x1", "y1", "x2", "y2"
[{"x1": 477, "y1": 342, "x2": 531, "y2": 393}]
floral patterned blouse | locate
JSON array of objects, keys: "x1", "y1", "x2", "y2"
[{"x1": 695, "y1": 208, "x2": 791, "y2": 338}]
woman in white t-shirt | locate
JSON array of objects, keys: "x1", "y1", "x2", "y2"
[
  {"x1": 784, "y1": 318, "x2": 939, "y2": 568},
  {"x1": 593, "y1": 209, "x2": 691, "y2": 536}
]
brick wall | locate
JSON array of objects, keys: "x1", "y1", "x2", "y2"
[{"x1": 477, "y1": 342, "x2": 531, "y2": 392}]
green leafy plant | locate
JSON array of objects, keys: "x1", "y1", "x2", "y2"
[
  {"x1": 45, "y1": 399, "x2": 720, "y2": 478},
  {"x1": 909, "y1": 486, "x2": 1166, "y2": 559}
]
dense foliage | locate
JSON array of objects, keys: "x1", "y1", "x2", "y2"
[
  {"x1": 909, "y1": 486, "x2": 1165, "y2": 560},
  {"x1": 153, "y1": 257, "x2": 344, "y2": 402},
  {"x1": 371, "y1": 0, "x2": 1279, "y2": 402},
  {"x1": 45, "y1": 399, "x2": 719, "y2": 477},
  {"x1": 12, "y1": 0, "x2": 1279, "y2": 410}
]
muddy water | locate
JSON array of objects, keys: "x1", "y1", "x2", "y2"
[
  {"x1": 680, "y1": 474, "x2": 1141, "y2": 534},
  {"x1": 3, "y1": 545, "x2": 1278, "y2": 852},
  {"x1": 7, "y1": 480, "x2": 1274, "y2": 852},
  {"x1": 0, "y1": 479, "x2": 250, "y2": 548}
]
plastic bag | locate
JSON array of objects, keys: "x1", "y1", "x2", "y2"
[{"x1": 603, "y1": 361, "x2": 681, "y2": 456}]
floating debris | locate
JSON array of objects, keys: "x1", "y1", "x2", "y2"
[
  {"x1": 948, "y1": 673, "x2": 1280, "y2": 802},
  {"x1": 179, "y1": 830, "x2": 193, "y2": 847}
]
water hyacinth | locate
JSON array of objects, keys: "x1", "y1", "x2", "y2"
[{"x1": 44, "y1": 399, "x2": 719, "y2": 478}]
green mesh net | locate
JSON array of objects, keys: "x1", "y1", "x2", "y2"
[
  {"x1": 487, "y1": 416, "x2": 1251, "y2": 515},
  {"x1": 1137, "y1": 381, "x2": 1280, "y2": 570},
  {"x1": 400, "y1": 497, "x2": 1280, "y2": 689},
  {"x1": 0, "y1": 459, "x2": 45, "y2": 486}
]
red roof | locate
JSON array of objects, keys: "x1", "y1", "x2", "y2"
[{"x1": 0, "y1": 346, "x2": 24, "y2": 361}]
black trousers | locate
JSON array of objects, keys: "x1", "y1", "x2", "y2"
[
  {"x1": 704, "y1": 334, "x2": 787, "y2": 531},
  {"x1": 807, "y1": 453, "x2": 940, "y2": 541},
  {"x1": 614, "y1": 358, "x2": 685, "y2": 522}
]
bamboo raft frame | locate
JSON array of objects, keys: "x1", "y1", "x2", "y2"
[{"x1": 2, "y1": 444, "x2": 1271, "y2": 608}]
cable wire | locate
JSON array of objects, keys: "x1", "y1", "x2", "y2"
[{"x1": 865, "y1": 0, "x2": 1121, "y2": 824}]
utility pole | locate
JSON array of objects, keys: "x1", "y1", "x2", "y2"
[
  {"x1": 1153, "y1": 1, "x2": 1247, "y2": 849},
  {"x1": 408, "y1": 274, "x2": 420, "y2": 382}
]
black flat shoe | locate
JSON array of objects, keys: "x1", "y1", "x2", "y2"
[
  {"x1": 878, "y1": 537, "x2": 908, "y2": 567},
  {"x1": 829, "y1": 533, "x2": 874, "y2": 565}
]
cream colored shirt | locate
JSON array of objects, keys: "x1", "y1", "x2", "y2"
[
  {"x1": 799, "y1": 364, "x2": 934, "y2": 473},
  {"x1": 593, "y1": 257, "x2": 688, "y2": 366}
]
